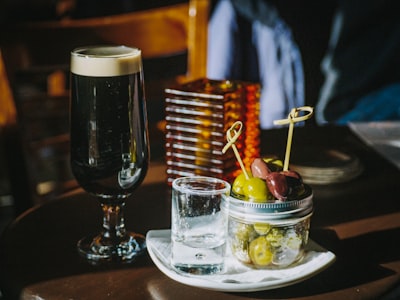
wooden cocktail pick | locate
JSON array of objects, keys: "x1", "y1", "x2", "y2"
[
  {"x1": 222, "y1": 121, "x2": 250, "y2": 179},
  {"x1": 273, "y1": 106, "x2": 314, "y2": 171}
]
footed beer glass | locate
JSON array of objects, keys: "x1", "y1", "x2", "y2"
[{"x1": 70, "y1": 45, "x2": 149, "y2": 263}]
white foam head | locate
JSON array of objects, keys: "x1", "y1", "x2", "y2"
[{"x1": 71, "y1": 45, "x2": 142, "y2": 77}]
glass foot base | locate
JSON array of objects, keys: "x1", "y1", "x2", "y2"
[{"x1": 77, "y1": 232, "x2": 146, "y2": 264}]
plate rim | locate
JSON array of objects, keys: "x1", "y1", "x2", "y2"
[{"x1": 146, "y1": 229, "x2": 336, "y2": 292}]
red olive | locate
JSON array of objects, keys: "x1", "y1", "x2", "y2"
[
  {"x1": 251, "y1": 158, "x2": 271, "y2": 180},
  {"x1": 281, "y1": 170, "x2": 305, "y2": 199},
  {"x1": 281, "y1": 170, "x2": 302, "y2": 180},
  {"x1": 266, "y1": 172, "x2": 288, "y2": 201}
]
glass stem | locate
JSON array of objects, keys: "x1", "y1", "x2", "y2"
[{"x1": 101, "y1": 202, "x2": 127, "y2": 243}]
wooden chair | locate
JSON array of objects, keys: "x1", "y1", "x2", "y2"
[{"x1": 0, "y1": 0, "x2": 210, "y2": 213}]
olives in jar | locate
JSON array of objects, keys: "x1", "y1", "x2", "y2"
[
  {"x1": 228, "y1": 215, "x2": 311, "y2": 268},
  {"x1": 223, "y1": 190, "x2": 313, "y2": 269}
]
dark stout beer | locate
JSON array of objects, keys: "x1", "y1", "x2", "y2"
[{"x1": 70, "y1": 46, "x2": 149, "y2": 199}]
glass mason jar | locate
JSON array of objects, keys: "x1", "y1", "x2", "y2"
[{"x1": 222, "y1": 188, "x2": 313, "y2": 269}]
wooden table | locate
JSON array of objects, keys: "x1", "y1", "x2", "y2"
[{"x1": 1, "y1": 126, "x2": 400, "y2": 299}]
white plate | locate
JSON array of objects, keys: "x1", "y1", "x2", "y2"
[
  {"x1": 146, "y1": 229, "x2": 336, "y2": 292},
  {"x1": 290, "y1": 148, "x2": 363, "y2": 184}
]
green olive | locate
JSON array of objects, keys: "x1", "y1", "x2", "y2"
[
  {"x1": 249, "y1": 236, "x2": 273, "y2": 266},
  {"x1": 232, "y1": 172, "x2": 251, "y2": 199},
  {"x1": 231, "y1": 223, "x2": 256, "y2": 263},
  {"x1": 263, "y1": 157, "x2": 283, "y2": 172},
  {"x1": 243, "y1": 177, "x2": 269, "y2": 202},
  {"x1": 253, "y1": 223, "x2": 271, "y2": 235},
  {"x1": 265, "y1": 227, "x2": 285, "y2": 248},
  {"x1": 235, "y1": 223, "x2": 256, "y2": 241}
]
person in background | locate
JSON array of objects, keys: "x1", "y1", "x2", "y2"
[
  {"x1": 315, "y1": 0, "x2": 400, "y2": 125},
  {"x1": 207, "y1": 0, "x2": 305, "y2": 129}
]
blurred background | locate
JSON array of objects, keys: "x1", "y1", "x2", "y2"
[{"x1": 0, "y1": 0, "x2": 336, "y2": 233}]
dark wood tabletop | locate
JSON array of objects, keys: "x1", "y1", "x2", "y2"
[{"x1": 1, "y1": 125, "x2": 400, "y2": 300}]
